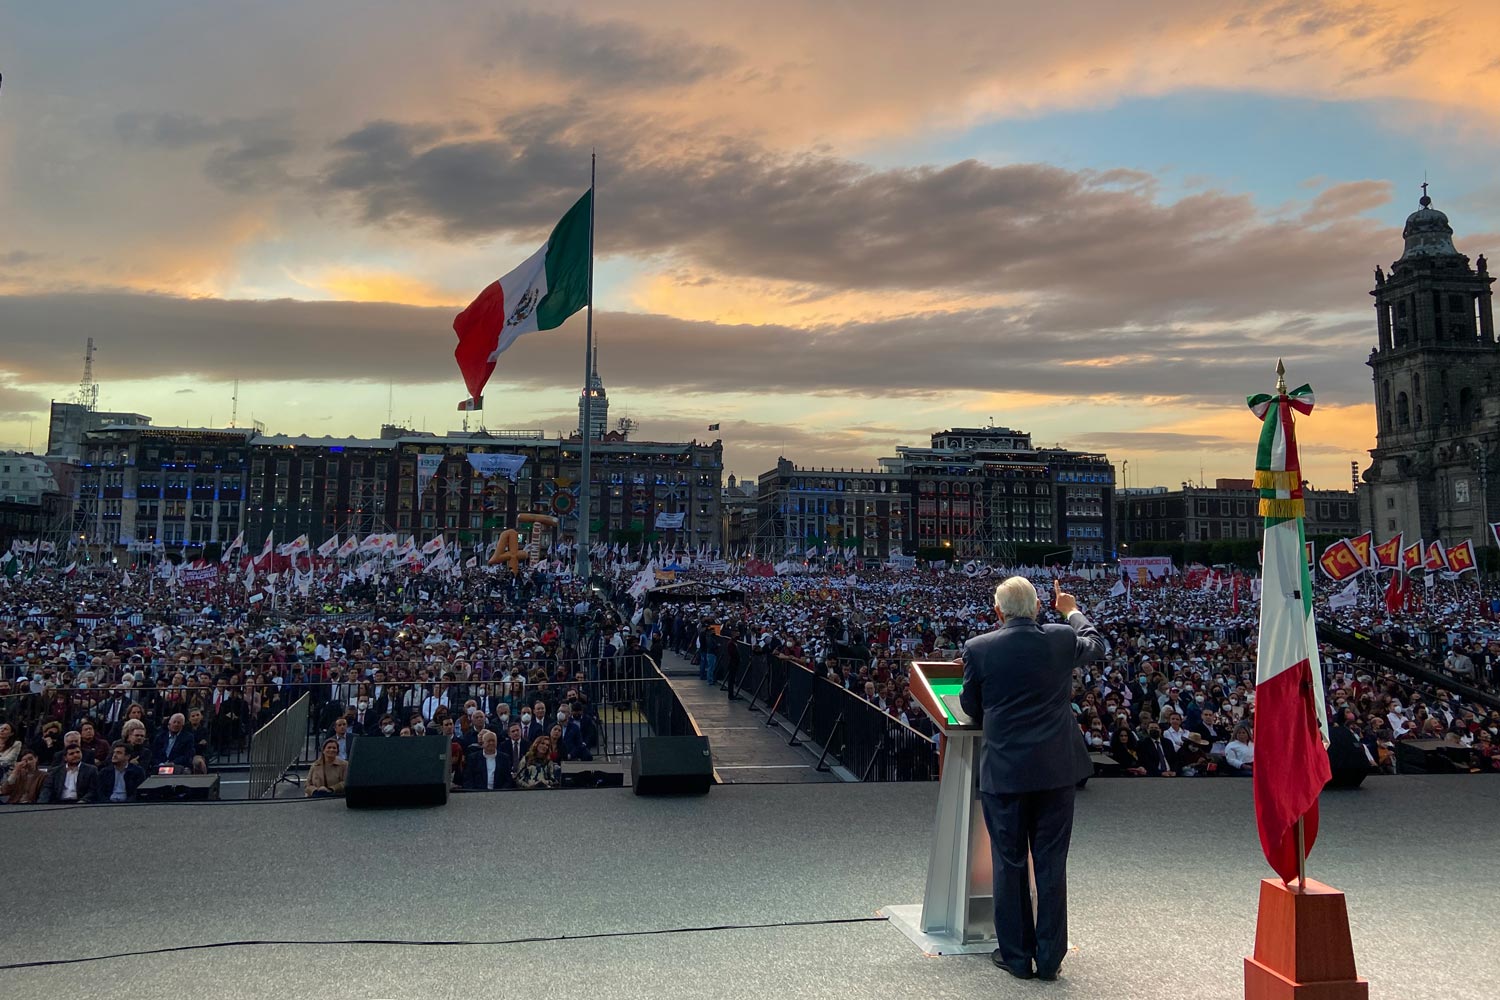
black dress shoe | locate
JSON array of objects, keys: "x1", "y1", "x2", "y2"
[
  {"x1": 991, "y1": 950, "x2": 1034, "y2": 979},
  {"x1": 1036, "y1": 966, "x2": 1061, "y2": 982}
]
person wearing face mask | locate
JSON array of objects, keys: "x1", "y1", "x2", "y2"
[
  {"x1": 1138, "y1": 722, "x2": 1178, "y2": 777},
  {"x1": 378, "y1": 714, "x2": 397, "y2": 737}
]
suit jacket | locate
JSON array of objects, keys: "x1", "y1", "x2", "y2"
[
  {"x1": 521, "y1": 720, "x2": 547, "y2": 743},
  {"x1": 462, "y1": 752, "x2": 512, "y2": 790},
  {"x1": 501, "y1": 737, "x2": 529, "y2": 776},
  {"x1": 152, "y1": 728, "x2": 196, "y2": 769},
  {"x1": 93, "y1": 763, "x2": 146, "y2": 802},
  {"x1": 1327, "y1": 724, "x2": 1370, "y2": 772},
  {"x1": 960, "y1": 611, "x2": 1107, "y2": 794},
  {"x1": 41, "y1": 763, "x2": 101, "y2": 803},
  {"x1": 560, "y1": 720, "x2": 592, "y2": 761},
  {"x1": 1138, "y1": 736, "x2": 1179, "y2": 776}
]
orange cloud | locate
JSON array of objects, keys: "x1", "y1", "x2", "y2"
[
  {"x1": 626, "y1": 269, "x2": 1019, "y2": 327},
  {"x1": 290, "y1": 267, "x2": 465, "y2": 308}
]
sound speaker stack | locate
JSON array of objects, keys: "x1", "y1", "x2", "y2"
[
  {"x1": 345, "y1": 734, "x2": 451, "y2": 808},
  {"x1": 631, "y1": 735, "x2": 714, "y2": 795}
]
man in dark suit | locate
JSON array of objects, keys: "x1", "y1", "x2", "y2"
[
  {"x1": 152, "y1": 712, "x2": 196, "y2": 771},
  {"x1": 94, "y1": 743, "x2": 146, "y2": 802},
  {"x1": 40, "y1": 744, "x2": 100, "y2": 803},
  {"x1": 502, "y1": 723, "x2": 530, "y2": 778},
  {"x1": 961, "y1": 577, "x2": 1107, "y2": 982},
  {"x1": 1138, "y1": 723, "x2": 1179, "y2": 777},
  {"x1": 462, "y1": 732, "x2": 511, "y2": 790}
]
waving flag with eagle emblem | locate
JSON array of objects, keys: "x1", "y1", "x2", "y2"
[{"x1": 453, "y1": 190, "x2": 592, "y2": 409}]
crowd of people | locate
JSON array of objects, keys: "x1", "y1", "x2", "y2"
[
  {"x1": 650, "y1": 564, "x2": 1500, "y2": 778},
  {"x1": 3, "y1": 552, "x2": 1498, "y2": 804}
]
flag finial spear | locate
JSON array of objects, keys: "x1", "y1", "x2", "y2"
[{"x1": 1275, "y1": 358, "x2": 1287, "y2": 395}]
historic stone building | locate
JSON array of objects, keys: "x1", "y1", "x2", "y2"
[{"x1": 1360, "y1": 189, "x2": 1498, "y2": 551}]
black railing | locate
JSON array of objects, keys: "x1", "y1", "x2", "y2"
[{"x1": 716, "y1": 637, "x2": 938, "y2": 781}]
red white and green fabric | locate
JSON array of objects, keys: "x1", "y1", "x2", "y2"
[
  {"x1": 1247, "y1": 381, "x2": 1330, "y2": 883},
  {"x1": 453, "y1": 189, "x2": 592, "y2": 409}
]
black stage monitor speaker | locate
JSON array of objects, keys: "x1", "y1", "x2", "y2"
[
  {"x1": 632, "y1": 735, "x2": 713, "y2": 795},
  {"x1": 137, "y1": 773, "x2": 220, "y2": 801},
  {"x1": 346, "y1": 734, "x2": 451, "y2": 808}
]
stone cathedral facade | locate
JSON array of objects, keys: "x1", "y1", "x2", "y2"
[{"x1": 1360, "y1": 189, "x2": 1498, "y2": 551}]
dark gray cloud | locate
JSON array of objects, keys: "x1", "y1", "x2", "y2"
[
  {"x1": 491, "y1": 11, "x2": 737, "y2": 90},
  {"x1": 317, "y1": 104, "x2": 1401, "y2": 324},
  {"x1": 114, "y1": 111, "x2": 298, "y2": 193},
  {"x1": 0, "y1": 289, "x2": 1381, "y2": 408}
]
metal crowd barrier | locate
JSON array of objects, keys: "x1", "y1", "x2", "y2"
[
  {"x1": 248, "y1": 693, "x2": 311, "y2": 799},
  {"x1": 722, "y1": 637, "x2": 939, "y2": 781}
]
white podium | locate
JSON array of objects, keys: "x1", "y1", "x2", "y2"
[{"x1": 880, "y1": 660, "x2": 996, "y2": 955}]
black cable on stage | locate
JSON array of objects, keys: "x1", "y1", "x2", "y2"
[{"x1": 0, "y1": 915, "x2": 888, "y2": 970}]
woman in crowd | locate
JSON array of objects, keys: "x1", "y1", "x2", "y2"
[
  {"x1": 1108, "y1": 716, "x2": 1147, "y2": 775},
  {"x1": 305, "y1": 738, "x2": 348, "y2": 797},
  {"x1": 1224, "y1": 725, "x2": 1255, "y2": 776},
  {"x1": 516, "y1": 735, "x2": 560, "y2": 789},
  {"x1": 0, "y1": 749, "x2": 45, "y2": 804},
  {"x1": 0, "y1": 723, "x2": 23, "y2": 778}
]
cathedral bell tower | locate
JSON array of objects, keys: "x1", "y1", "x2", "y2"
[{"x1": 1362, "y1": 186, "x2": 1499, "y2": 551}]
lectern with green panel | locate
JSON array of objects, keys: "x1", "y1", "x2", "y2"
[{"x1": 879, "y1": 659, "x2": 996, "y2": 955}]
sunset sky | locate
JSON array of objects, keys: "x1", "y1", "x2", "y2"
[{"x1": 3, "y1": 2, "x2": 1499, "y2": 490}]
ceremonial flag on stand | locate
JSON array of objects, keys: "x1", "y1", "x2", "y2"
[
  {"x1": 1424, "y1": 540, "x2": 1447, "y2": 572},
  {"x1": 1247, "y1": 370, "x2": 1330, "y2": 884},
  {"x1": 1372, "y1": 533, "x2": 1403, "y2": 572},
  {"x1": 1445, "y1": 539, "x2": 1477, "y2": 575},
  {"x1": 453, "y1": 190, "x2": 591, "y2": 408}
]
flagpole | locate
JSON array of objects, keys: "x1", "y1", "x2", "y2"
[{"x1": 577, "y1": 152, "x2": 596, "y2": 584}]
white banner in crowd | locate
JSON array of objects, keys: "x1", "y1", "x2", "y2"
[
  {"x1": 654, "y1": 511, "x2": 686, "y2": 529},
  {"x1": 886, "y1": 553, "x2": 916, "y2": 570},
  {"x1": 1118, "y1": 556, "x2": 1175, "y2": 581},
  {"x1": 416, "y1": 454, "x2": 444, "y2": 501},
  {"x1": 1328, "y1": 579, "x2": 1360, "y2": 611},
  {"x1": 465, "y1": 452, "x2": 527, "y2": 481}
]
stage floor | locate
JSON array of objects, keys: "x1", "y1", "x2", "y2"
[{"x1": 2, "y1": 777, "x2": 1494, "y2": 999}]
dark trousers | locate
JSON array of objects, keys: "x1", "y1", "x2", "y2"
[{"x1": 979, "y1": 784, "x2": 1075, "y2": 976}]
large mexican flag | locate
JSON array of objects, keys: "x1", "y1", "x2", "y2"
[
  {"x1": 1248, "y1": 377, "x2": 1331, "y2": 883},
  {"x1": 453, "y1": 189, "x2": 591, "y2": 408}
]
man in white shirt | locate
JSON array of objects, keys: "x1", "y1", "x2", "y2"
[
  {"x1": 41, "y1": 745, "x2": 99, "y2": 803},
  {"x1": 462, "y1": 732, "x2": 507, "y2": 790}
]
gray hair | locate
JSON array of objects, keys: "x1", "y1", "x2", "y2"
[{"x1": 992, "y1": 576, "x2": 1040, "y2": 620}]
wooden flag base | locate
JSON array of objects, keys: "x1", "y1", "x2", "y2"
[{"x1": 1245, "y1": 878, "x2": 1367, "y2": 1000}]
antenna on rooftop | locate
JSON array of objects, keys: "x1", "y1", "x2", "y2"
[
  {"x1": 75, "y1": 338, "x2": 99, "y2": 411},
  {"x1": 230, "y1": 379, "x2": 240, "y2": 428}
]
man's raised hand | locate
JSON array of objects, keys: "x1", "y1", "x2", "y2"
[{"x1": 1053, "y1": 578, "x2": 1078, "y2": 618}]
